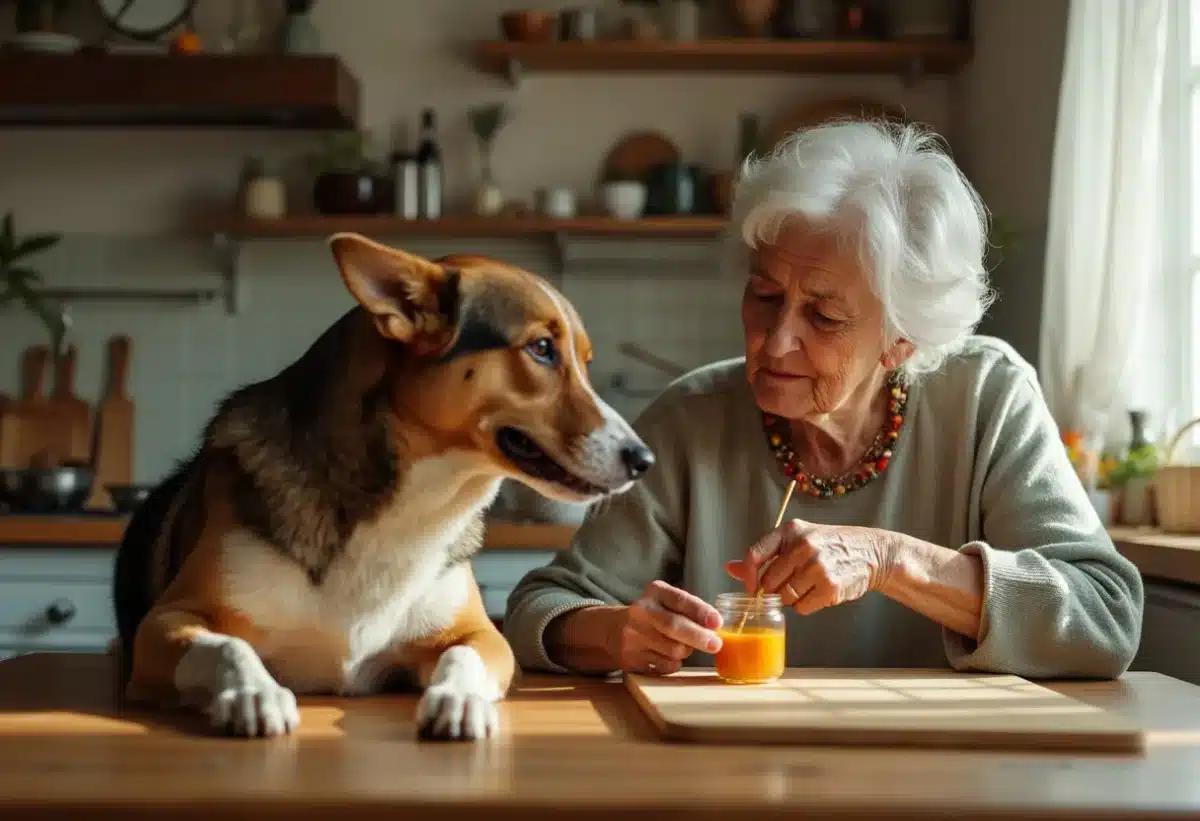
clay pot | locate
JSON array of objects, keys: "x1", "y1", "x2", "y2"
[
  {"x1": 729, "y1": 0, "x2": 778, "y2": 36},
  {"x1": 313, "y1": 170, "x2": 392, "y2": 215},
  {"x1": 500, "y1": 10, "x2": 557, "y2": 42}
]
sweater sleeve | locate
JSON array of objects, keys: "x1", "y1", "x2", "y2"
[
  {"x1": 942, "y1": 368, "x2": 1145, "y2": 679},
  {"x1": 503, "y1": 399, "x2": 690, "y2": 674}
]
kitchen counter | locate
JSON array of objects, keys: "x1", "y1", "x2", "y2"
[
  {"x1": 5, "y1": 516, "x2": 1195, "y2": 584},
  {"x1": 0, "y1": 515, "x2": 576, "y2": 551},
  {"x1": 1110, "y1": 526, "x2": 1200, "y2": 587},
  {"x1": 0, "y1": 653, "x2": 1198, "y2": 820}
]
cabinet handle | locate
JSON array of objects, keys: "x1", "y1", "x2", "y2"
[{"x1": 45, "y1": 598, "x2": 76, "y2": 625}]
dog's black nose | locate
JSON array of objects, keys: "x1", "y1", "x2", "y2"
[{"x1": 620, "y1": 443, "x2": 655, "y2": 479}]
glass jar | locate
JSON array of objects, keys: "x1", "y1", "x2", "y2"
[{"x1": 713, "y1": 592, "x2": 786, "y2": 685}]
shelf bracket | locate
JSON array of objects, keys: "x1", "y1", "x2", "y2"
[
  {"x1": 505, "y1": 57, "x2": 523, "y2": 89},
  {"x1": 550, "y1": 230, "x2": 567, "y2": 274},
  {"x1": 902, "y1": 55, "x2": 925, "y2": 88},
  {"x1": 212, "y1": 232, "x2": 245, "y2": 315}
]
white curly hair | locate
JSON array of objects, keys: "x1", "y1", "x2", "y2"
[{"x1": 727, "y1": 118, "x2": 995, "y2": 377}]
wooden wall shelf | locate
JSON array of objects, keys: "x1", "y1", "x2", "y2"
[
  {"x1": 206, "y1": 215, "x2": 728, "y2": 240},
  {"x1": 0, "y1": 54, "x2": 360, "y2": 129},
  {"x1": 199, "y1": 215, "x2": 726, "y2": 314},
  {"x1": 474, "y1": 39, "x2": 972, "y2": 86}
]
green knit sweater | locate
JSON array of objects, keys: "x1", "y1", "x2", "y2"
[{"x1": 504, "y1": 336, "x2": 1144, "y2": 679}]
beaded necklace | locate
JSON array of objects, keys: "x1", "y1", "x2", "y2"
[{"x1": 762, "y1": 370, "x2": 910, "y2": 499}]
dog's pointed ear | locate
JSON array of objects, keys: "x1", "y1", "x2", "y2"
[{"x1": 328, "y1": 233, "x2": 459, "y2": 351}]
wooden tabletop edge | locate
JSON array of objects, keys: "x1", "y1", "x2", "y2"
[{"x1": 0, "y1": 515, "x2": 578, "y2": 550}]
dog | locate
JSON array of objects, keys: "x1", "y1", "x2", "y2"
[{"x1": 111, "y1": 232, "x2": 655, "y2": 741}]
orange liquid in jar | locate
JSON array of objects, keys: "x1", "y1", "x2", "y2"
[{"x1": 714, "y1": 626, "x2": 786, "y2": 684}]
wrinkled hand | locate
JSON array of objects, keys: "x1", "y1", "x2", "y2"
[
  {"x1": 726, "y1": 519, "x2": 895, "y2": 615},
  {"x1": 619, "y1": 580, "x2": 724, "y2": 675}
]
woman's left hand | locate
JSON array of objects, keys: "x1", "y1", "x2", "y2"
[{"x1": 726, "y1": 519, "x2": 896, "y2": 615}]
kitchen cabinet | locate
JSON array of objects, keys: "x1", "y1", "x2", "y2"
[
  {"x1": 1130, "y1": 580, "x2": 1200, "y2": 685},
  {"x1": 0, "y1": 544, "x2": 559, "y2": 661}
]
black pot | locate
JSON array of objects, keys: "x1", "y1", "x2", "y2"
[
  {"x1": 775, "y1": 0, "x2": 835, "y2": 38},
  {"x1": 645, "y1": 162, "x2": 700, "y2": 215},
  {"x1": 313, "y1": 170, "x2": 393, "y2": 216}
]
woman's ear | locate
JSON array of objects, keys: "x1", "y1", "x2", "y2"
[{"x1": 881, "y1": 339, "x2": 916, "y2": 370}]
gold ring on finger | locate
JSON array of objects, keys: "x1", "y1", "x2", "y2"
[{"x1": 785, "y1": 583, "x2": 800, "y2": 599}]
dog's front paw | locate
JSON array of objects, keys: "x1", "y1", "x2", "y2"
[
  {"x1": 416, "y1": 684, "x2": 498, "y2": 741},
  {"x1": 177, "y1": 634, "x2": 301, "y2": 738},
  {"x1": 210, "y1": 681, "x2": 300, "y2": 738}
]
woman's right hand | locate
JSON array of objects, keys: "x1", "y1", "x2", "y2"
[{"x1": 620, "y1": 580, "x2": 724, "y2": 675}]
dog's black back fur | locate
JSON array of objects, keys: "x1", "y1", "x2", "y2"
[{"x1": 111, "y1": 308, "x2": 405, "y2": 686}]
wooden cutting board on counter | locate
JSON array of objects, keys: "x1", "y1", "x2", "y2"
[
  {"x1": 2, "y1": 345, "x2": 55, "y2": 468},
  {"x1": 625, "y1": 669, "x2": 1144, "y2": 753},
  {"x1": 47, "y1": 344, "x2": 92, "y2": 465},
  {"x1": 87, "y1": 335, "x2": 134, "y2": 509}
]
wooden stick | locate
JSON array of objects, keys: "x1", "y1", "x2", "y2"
[{"x1": 735, "y1": 478, "x2": 796, "y2": 634}]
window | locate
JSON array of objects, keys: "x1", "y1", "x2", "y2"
[{"x1": 1161, "y1": 0, "x2": 1200, "y2": 452}]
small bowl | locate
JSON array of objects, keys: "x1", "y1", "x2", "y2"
[
  {"x1": 106, "y1": 483, "x2": 153, "y2": 514},
  {"x1": 500, "y1": 10, "x2": 558, "y2": 42},
  {"x1": 11, "y1": 465, "x2": 94, "y2": 513},
  {"x1": 601, "y1": 180, "x2": 648, "y2": 220}
]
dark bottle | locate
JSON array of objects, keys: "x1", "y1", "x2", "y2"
[{"x1": 416, "y1": 108, "x2": 443, "y2": 220}]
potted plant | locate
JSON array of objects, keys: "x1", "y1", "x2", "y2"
[
  {"x1": 304, "y1": 131, "x2": 393, "y2": 216},
  {"x1": 0, "y1": 211, "x2": 67, "y2": 355},
  {"x1": 467, "y1": 103, "x2": 510, "y2": 217}
]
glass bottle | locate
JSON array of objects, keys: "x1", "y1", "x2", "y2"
[
  {"x1": 416, "y1": 108, "x2": 442, "y2": 220},
  {"x1": 714, "y1": 592, "x2": 786, "y2": 685}
]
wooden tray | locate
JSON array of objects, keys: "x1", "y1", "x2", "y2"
[{"x1": 626, "y1": 668, "x2": 1144, "y2": 753}]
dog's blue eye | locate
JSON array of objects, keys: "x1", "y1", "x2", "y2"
[{"x1": 526, "y1": 337, "x2": 557, "y2": 365}]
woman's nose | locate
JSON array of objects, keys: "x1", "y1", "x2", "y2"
[{"x1": 763, "y1": 314, "x2": 801, "y2": 357}]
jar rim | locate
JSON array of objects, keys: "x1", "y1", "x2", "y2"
[{"x1": 716, "y1": 591, "x2": 783, "y2": 608}]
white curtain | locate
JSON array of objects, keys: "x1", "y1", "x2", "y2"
[{"x1": 1039, "y1": 0, "x2": 1168, "y2": 440}]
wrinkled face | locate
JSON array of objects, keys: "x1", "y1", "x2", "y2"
[
  {"x1": 329, "y1": 233, "x2": 654, "y2": 502},
  {"x1": 741, "y1": 221, "x2": 908, "y2": 420}
]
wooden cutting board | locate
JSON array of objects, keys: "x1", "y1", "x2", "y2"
[
  {"x1": 0, "y1": 391, "x2": 20, "y2": 468},
  {"x1": 48, "y1": 344, "x2": 92, "y2": 465},
  {"x1": 603, "y1": 131, "x2": 680, "y2": 182},
  {"x1": 88, "y1": 335, "x2": 134, "y2": 509},
  {"x1": 10, "y1": 345, "x2": 56, "y2": 468},
  {"x1": 625, "y1": 668, "x2": 1144, "y2": 753}
]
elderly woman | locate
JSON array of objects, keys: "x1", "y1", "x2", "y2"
[{"x1": 504, "y1": 120, "x2": 1143, "y2": 680}]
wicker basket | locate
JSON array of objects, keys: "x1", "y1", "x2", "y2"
[{"x1": 1155, "y1": 416, "x2": 1200, "y2": 534}]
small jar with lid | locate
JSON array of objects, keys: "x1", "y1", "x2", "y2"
[{"x1": 713, "y1": 592, "x2": 787, "y2": 685}]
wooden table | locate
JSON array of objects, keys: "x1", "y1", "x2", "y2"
[
  {"x1": 1, "y1": 654, "x2": 1199, "y2": 820},
  {"x1": 0, "y1": 516, "x2": 576, "y2": 551}
]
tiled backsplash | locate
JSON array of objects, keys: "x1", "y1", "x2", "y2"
[{"x1": 0, "y1": 234, "x2": 745, "y2": 483}]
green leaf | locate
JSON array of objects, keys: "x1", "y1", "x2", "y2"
[
  {"x1": 4, "y1": 266, "x2": 42, "y2": 287},
  {"x1": 12, "y1": 232, "x2": 61, "y2": 260},
  {"x1": 7, "y1": 277, "x2": 65, "y2": 353}
]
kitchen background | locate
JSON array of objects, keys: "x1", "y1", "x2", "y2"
[
  {"x1": 3, "y1": 0, "x2": 1197, "y2": 685},
  {"x1": 0, "y1": 0, "x2": 1065, "y2": 485}
]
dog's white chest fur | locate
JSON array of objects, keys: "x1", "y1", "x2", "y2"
[{"x1": 217, "y1": 452, "x2": 500, "y2": 695}]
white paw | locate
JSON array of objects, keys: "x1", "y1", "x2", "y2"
[
  {"x1": 175, "y1": 633, "x2": 300, "y2": 738},
  {"x1": 209, "y1": 681, "x2": 299, "y2": 738},
  {"x1": 416, "y1": 684, "x2": 498, "y2": 741}
]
